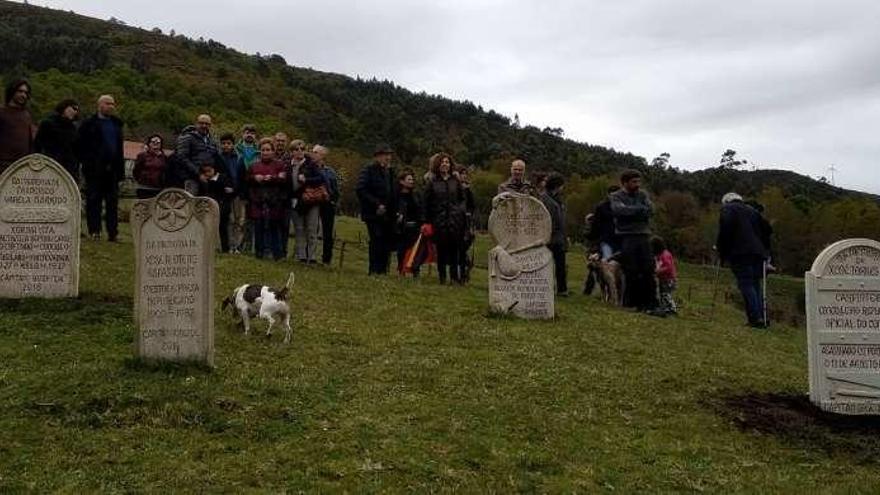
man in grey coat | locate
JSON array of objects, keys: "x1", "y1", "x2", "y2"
[
  {"x1": 610, "y1": 169, "x2": 661, "y2": 314},
  {"x1": 175, "y1": 114, "x2": 221, "y2": 194}
]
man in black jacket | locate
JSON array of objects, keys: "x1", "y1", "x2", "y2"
[
  {"x1": 356, "y1": 144, "x2": 396, "y2": 274},
  {"x1": 587, "y1": 185, "x2": 621, "y2": 260},
  {"x1": 717, "y1": 192, "x2": 770, "y2": 328},
  {"x1": 76, "y1": 95, "x2": 124, "y2": 242},
  {"x1": 540, "y1": 173, "x2": 568, "y2": 295}
]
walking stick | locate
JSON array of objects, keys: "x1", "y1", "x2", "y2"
[
  {"x1": 709, "y1": 251, "x2": 721, "y2": 309},
  {"x1": 762, "y1": 259, "x2": 769, "y2": 326}
]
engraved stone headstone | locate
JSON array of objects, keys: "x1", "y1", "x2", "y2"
[
  {"x1": 807, "y1": 238, "x2": 880, "y2": 415},
  {"x1": 488, "y1": 192, "x2": 555, "y2": 319},
  {"x1": 0, "y1": 154, "x2": 80, "y2": 298},
  {"x1": 132, "y1": 189, "x2": 218, "y2": 366}
]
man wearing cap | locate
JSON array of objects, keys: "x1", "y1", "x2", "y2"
[
  {"x1": 497, "y1": 159, "x2": 535, "y2": 195},
  {"x1": 356, "y1": 144, "x2": 396, "y2": 274},
  {"x1": 716, "y1": 192, "x2": 770, "y2": 328}
]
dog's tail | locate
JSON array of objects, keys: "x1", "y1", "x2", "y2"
[{"x1": 275, "y1": 272, "x2": 296, "y2": 301}]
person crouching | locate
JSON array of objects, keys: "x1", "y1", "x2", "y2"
[{"x1": 652, "y1": 236, "x2": 677, "y2": 315}]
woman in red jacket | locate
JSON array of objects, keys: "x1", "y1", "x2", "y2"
[
  {"x1": 248, "y1": 138, "x2": 288, "y2": 260},
  {"x1": 132, "y1": 134, "x2": 167, "y2": 199}
]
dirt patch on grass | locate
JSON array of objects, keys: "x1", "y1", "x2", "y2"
[{"x1": 711, "y1": 392, "x2": 880, "y2": 463}]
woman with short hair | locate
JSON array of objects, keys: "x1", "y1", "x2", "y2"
[{"x1": 248, "y1": 138, "x2": 288, "y2": 260}]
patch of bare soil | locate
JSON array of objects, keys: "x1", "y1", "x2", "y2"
[{"x1": 710, "y1": 392, "x2": 880, "y2": 463}]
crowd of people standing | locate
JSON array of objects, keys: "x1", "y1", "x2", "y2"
[
  {"x1": 1, "y1": 79, "x2": 773, "y2": 326},
  {"x1": 0, "y1": 81, "x2": 342, "y2": 262},
  {"x1": 355, "y1": 146, "x2": 476, "y2": 283}
]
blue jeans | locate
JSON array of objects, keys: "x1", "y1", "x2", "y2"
[
  {"x1": 730, "y1": 256, "x2": 765, "y2": 325},
  {"x1": 600, "y1": 242, "x2": 615, "y2": 261}
]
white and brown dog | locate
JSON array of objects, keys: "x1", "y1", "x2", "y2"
[{"x1": 222, "y1": 272, "x2": 295, "y2": 343}]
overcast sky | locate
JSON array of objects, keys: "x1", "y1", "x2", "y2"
[{"x1": 30, "y1": 0, "x2": 880, "y2": 193}]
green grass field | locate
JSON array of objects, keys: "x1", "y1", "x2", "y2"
[{"x1": 1, "y1": 216, "x2": 876, "y2": 493}]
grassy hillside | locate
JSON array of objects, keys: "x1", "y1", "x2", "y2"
[{"x1": 2, "y1": 218, "x2": 876, "y2": 492}]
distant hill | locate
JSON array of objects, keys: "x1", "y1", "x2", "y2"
[
  {"x1": 0, "y1": 0, "x2": 873, "y2": 206},
  {"x1": 644, "y1": 166, "x2": 878, "y2": 205}
]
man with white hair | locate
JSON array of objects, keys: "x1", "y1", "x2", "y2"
[
  {"x1": 716, "y1": 192, "x2": 770, "y2": 328},
  {"x1": 313, "y1": 144, "x2": 340, "y2": 265},
  {"x1": 497, "y1": 159, "x2": 534, "y2": 195},
  {"x1": 75, "y1": 94, "x2": 124, "y2": 241}
]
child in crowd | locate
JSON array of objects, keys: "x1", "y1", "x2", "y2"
[
  {"x1": 197, "y1": 161, "x2": 234, "y2": 253},
  {"x1": 652, "y1": 236, "x2": 677, "y2": 315},
  {"x1": 394, "y1": 169, "x2": 423, "y2": 276}
]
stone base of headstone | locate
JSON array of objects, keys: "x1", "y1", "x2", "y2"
[
  {"x1": 132, "y1": 189, "x2": 218, "y2": 366},
  {"x1": 489, "y1": 245, "x2": 555, "y2": 319}
]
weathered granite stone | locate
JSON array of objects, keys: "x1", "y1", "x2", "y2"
[
  {"x1": 488, "y1": 192, "x2": 555, "y2": 319},
  {"x1": 807, "y1": 238, "x2": 880, "y2": 415},
  {"x1": 0, "y1": 154, "x2": 80, "y2": 298},
  {"x1": 488, "y1": 192, "x2": 553, "y2": 252},
  {"x1": 132, "y1": 189, "x2": 218, "y2": 366}
]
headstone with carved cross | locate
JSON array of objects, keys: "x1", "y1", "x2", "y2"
[{"x1": 132, "y1": 188, "x2": 219, "y2": 366}]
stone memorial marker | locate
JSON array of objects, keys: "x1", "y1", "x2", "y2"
[
  {"x1": 0, "y1": 154, "x2": 80, "y2": 298},
  {"x1": 807, "y1": 238, "x2": 880, "y2": 415},
  {"x1": 487, "y1": 192, "x2": 555, "y2": 319},
  {"x1": 132, "y1": 189, "x2": 218, "y2": 366}
]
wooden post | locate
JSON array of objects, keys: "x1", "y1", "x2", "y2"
[{"x1": 338, "y1": 240, "x2": 347, "y2": 270}]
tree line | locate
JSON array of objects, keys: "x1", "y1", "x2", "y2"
[{"x1": 2, "y1": 1, "x2": 876, "y2": 277}]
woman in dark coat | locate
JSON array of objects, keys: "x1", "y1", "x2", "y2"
[
  {"x1": 34, "y1": 99, "x2": 80, "y2": 180},
  {"x1": 423, "y1": 152, "x2": 467, "y2": 284}
]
